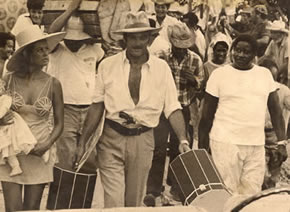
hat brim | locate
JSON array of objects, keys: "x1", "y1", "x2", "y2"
[
  {"x1": 154, "y1": 0, "x2": 175, "y2": 5},
  {"x1": 64, "y1": 30, "x2": 92, "y2": 40},
  {"x1": 113, "y1": 27, "x2": 161, "y2": 34},
  {"x1": 267, "y1": 27, "x2": 288, "y2": 33},
  {"x1": 170, "y1": 36, "x2": 195, "y2": 49},
  {"x1": 7, "y1": 32, "x2": 66, "y2": 72}
]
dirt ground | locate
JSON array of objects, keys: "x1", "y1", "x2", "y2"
[{"x1": 0, "y1": 145, "x2": 289, "y2": 211}]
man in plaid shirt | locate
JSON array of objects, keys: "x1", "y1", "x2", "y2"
[{"x1": 165, "y1": 22, "x2": 205, "y2": 200}]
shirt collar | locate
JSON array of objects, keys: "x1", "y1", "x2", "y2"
[
  {"x1": 122, "y1": 50, "x2": 153, "y2": 71},
  {"x1": 169, "y1": 49, "x2": 190, "y2": 61}
]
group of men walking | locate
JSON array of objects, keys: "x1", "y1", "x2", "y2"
[{"x1": 0, "y1": 0, "x2": 289, "y2": 210}]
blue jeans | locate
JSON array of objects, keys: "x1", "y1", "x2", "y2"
[{"x1": 56, "y1": 104, "x2": 97, "y2": 173}]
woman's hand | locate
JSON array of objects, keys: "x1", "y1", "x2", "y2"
[
  {"x1": 30, "y1": 141, "x2": 51, "y2": 157},
  {"x1": 0, "y1": 111, "x2": 14, "y2": 126}
]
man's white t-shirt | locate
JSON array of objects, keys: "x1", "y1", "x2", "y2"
[{"x1": 206, "y1": 64, "x2": 276, "y2": 145}]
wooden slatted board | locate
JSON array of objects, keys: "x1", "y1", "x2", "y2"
[{"x1": 43, "y1": 0, "x2": 101, "y2": 39}]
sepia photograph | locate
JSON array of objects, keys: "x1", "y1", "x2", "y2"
[{"x1": 0, "y1": 0, "x2": 290, "y2": 211}]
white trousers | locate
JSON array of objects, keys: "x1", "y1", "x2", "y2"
[{"x1": 210, "y1": 140, "x2": 265, "y2": 195}]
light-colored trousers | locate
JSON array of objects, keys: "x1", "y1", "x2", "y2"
[
  {"x1": 97, "y1": 123, "x2": 154, "y2": 208},
  {"x1": 56, "y1": 105, "x2": 97, "y2": 172},
  {"x1": 210, "y1": 140, "x2": 265, "y2": 195}
]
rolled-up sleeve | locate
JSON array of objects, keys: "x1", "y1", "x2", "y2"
[
  {"x1": 163, "y1": 64, "x2": 182, "y2": 118},
  {"x1": 92, "y1": 61, "x2": 105, "y2": 103},
  {"x1": 193, "y1": 57, "x2": 205, "y2": 90}
]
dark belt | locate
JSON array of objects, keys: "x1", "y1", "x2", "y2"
[
  {"x1": 105, "y1": 119, "x2": 151, "y2": 136},
  {"x1": 65, "y1": 104, "x2": 90, "y2": 109}
]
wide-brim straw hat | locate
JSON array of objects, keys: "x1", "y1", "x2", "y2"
[
  {"x1": 240, "y1": 6, "x2": 252, "y2": 14},
  {"x1": 168, "y1": 23, "x2": 195, "y2": 48},
  {"x1": 64, "y1": 16, "x2": 92, "y2": 40},
  {"x1": 267, "y1": 20, "x2": 288, "y2": 33},
  {"x1": 114, "y1": 11, "x2": 161, "y2": 34},
  {"x1": 7, "y1": 25, "x2": 66, "y2": 71},
  {"x1": 168, "y1": 2, "x2": 188, "y2": 14},
  {"x1": 153, "y1": 0, "x2": 175, "y2": 5}
]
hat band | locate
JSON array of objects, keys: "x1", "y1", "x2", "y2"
[{"x1": 124, "y1": 22, "x2": 150, "y2": 29}]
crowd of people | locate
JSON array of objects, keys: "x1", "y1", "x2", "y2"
[{"x1": 0, "y1": 0, "x2": 289, "y2": 211}]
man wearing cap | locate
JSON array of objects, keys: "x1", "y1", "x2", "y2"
[
  {"x1": 76, "y1": 11, "x2": 191, "y2": 208},
  {"x1": 165, "y1": 22, "x2": 204, "y2": 201},
  {"x1": 229, "y1": 6, "x2": 252, "y2": 37},
  {"x1": 47, "y1": 0, "x2": 104, "y2": 173},
  {"x1": 151, "y1": 0, "x2": 180, "y2": 43},
  {"x1": 264, "y1": 20, "x2": 288, "y2": 85}
]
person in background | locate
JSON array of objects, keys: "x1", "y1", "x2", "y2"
[
  {"x1": 0, "y1": 25, "x2": 64, "y2": 212},
  {"x1": 199, "y1": 34, "x2": 287, "y2": 195},
  {"x1": 47, "y1": 0, "x2": 104, "y2": 208},
  {"x1": 165, "y1": 22, "x2": 204, "y2": 201},
  {"x1": 250, "y1": 4, "x2": 270, "y2": 57},
  {"x1": 143, "y1": 18, "x2": 171, "y2": 207},
  {"x1": 75, "y1": 11, "x2": 191, "y2": 208},
  {"x1": 148, "y1": 18, "x2": 170, "y2": 59},
  {"x1": 151, "y1": 0, "x2": 180, "y2": 44},
  {"x1": 229, "y1": 6, "x2": 252, "y2": 38},
  {"x1": 204, "y1": 32, "x2": 230, "y2": 78},
  {"x1": 11, "y1": 0, "x2": 45, "y2": 39},
  {"x1": 167, "y1": 1, "x2": 186, "y2": 20},
  {"x1": 264, "y1": 20, "x2": 288, "y2": 85},
  {"x1": 47, "y1": 0, "x2": 104, "y2": 173},
  {"x1": 182, "y1": 12, "x2": 207, "y2": 61},
  {"x1": 258, "y1": 57, "x2": 290, "y2": 189},
  {"x1": 0, "y1": 32, "x2": 15, "y2": 77}
]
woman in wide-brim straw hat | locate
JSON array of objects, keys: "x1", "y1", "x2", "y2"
[{"x1": 0, "y1": 25, "x2": 65, "y2": 211}]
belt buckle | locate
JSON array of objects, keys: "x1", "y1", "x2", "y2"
[{"x1": 136, "y1": 126, "x2": 143, "y2": 135}]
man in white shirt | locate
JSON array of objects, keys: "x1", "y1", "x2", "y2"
[
  {"x1": 150, "y1": 0, "x2": 180, "y2": 43},
  {"x1": 47, "y1": 0, "x2": 104, "y2": 175},
  {"x1": 199, "y1": 34, "x2": 287, "y2": 195},
  {"x1": 75, "y1": 11, "x2": 191, "y2": 208},
  {"x1": 11, "y1": 0, "x2": 45, "y2": 40}
]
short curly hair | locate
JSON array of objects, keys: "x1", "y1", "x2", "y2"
[
  {"x1": 0, "y1": 32, "x2": 15, "y2": 48},
  {"x1": 27, "y1": 0, "x2": 45, "y2": 10},
  {"x1": 230, "y1": 34, "x2": 258, "y2": 56}
]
